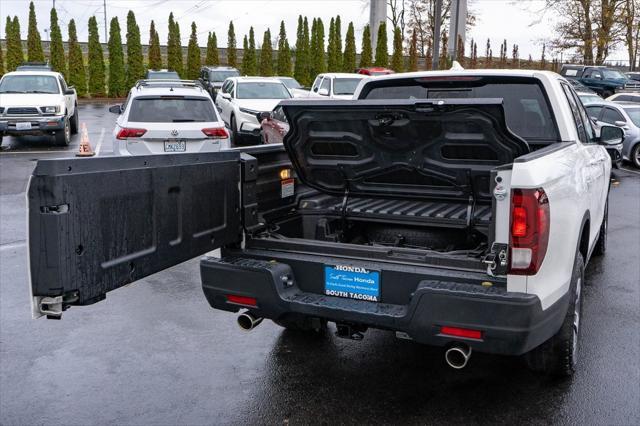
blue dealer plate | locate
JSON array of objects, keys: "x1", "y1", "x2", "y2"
[{"x1": 324, "y1": 265, "x2": 380, "y2": 302}]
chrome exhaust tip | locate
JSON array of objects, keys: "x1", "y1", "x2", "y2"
[
  {"x1": 237, "y1": 311, "x2": 263, "y2": 331},
  {"x1": 445, "y1": 343, "x2": 472, "y2": 369}
]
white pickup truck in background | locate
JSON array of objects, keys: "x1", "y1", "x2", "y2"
[
  {"x1": 0, "y1": 70, "x2": 78, "y2": 146},
  {"x1": 26, "y1": 70, "x2": 622, "y2": 378}
]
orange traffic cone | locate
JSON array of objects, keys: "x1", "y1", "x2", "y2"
[{"x1": 76, "y1": 123, "x2": 95, "y2": 157}]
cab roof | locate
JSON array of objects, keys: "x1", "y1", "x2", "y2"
[{"x1": 2, "y1": 70, "x2": 63, "y2": 78}]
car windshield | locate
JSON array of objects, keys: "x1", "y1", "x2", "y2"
[
  {"x1": 623, "y1": 107, "x2": 640, "y2": 126},
  {"x1": 236, "y1": 82, "x2": 291, "y2": 99},
  {"x1": 279, "y1": 78, "x2": 302, "y2": 89},
  {"x1": 361, "y1": 77, "x2": 560, "y2": 142},
  {"x1": 0, "y1": 75, "x2": 59, "y2": 94},
  {"x1": 333, "y1": 78, "x2": 362, "y2": 95},
  {"x1": 602, "y1": 70, "x2": 626, "y2": 79},
  {"x1": 128, "y1": 97, "x2": 217, "y2": 122},
  {"x1": 579, "y1": 94, "x2": 602, "y2": 104},
  {"x1": 147, "y1": 71, "x2": 180, "y2": 79},
  {"x1": 211, "y1": 70, "x2": 239, "y2": 82}
]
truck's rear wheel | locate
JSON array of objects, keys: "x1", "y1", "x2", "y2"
[
  {"x1": 54, "y1": 117, "x2": 71, "y2": 146},
  {"x1": 525, "y1": 253, "x2": 584, "y2": 377},
  {"x1": 273, "y1": 315, "x2": 327, "y2": 334},
  {"x1": 631, "y1": 143, "x2": 640, "y2": 168}
]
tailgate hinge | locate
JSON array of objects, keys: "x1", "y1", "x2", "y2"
[{"x1": 37, "y1": 291, "x2": 79, "y2": 319}]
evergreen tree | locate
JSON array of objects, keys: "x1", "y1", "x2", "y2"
[
  {"x1": 67, "y1": 19, "x2": 86, "y2": 97},
  {"x1": 108, "y1": 17, "x2": 126, "y2": 97},
  {"x1": 126, "y1": 11, "x2": 144, "y2": 88},
  {"x1": 334, "y1": 15, "x2": 342, "y2": 71},
  {"x1": 485, "y1": 38, "x2": 492, "y2": 67},
  {"x1": 259, "y1": 29, "x2": 273, "y2": 76},
  {"x1": 342, "y1": 22, "x2": 356, "y2": 72},
  {"x1": 0, "y1": 39, "x2": 5, "y2": 77},
  {"x1": 390, "y1": 26, "x2": 403, "y2": 72},
  {"x1": 87, "y1": 16, "x2": 106, "y2": 97},
  {"x1": 310, "y1": 18, "x2": 326, "y2": 77},
  {"x1": 49, "y1": 8, "x2": 65, "y2": 76},
  {"x1": 302, "y1": 17, "x2": 310, "y2": 84},
  {"x1": 6, "y1": 16, "x2": 24, "y2": 72},
  {"x1": 167, "y1": 13, "x2": 183, "y2": 76},
  {"x1": 227, "y1": 21, "x2": 237, "y2": 68},
  {"x1": 541, "y1": 43, "x2": 547, "y2": 70},
  {"x1": 456, "y1": 35, "x2": 465, "y2": 66},
  {"x1": 374, "y1": 21, "x2": 388, "y2": 67},
  {"x1": 241, "y1": 35, "x2": 249, "y2": 74},
  {"x1": 359, "y1": 24, "x2": 372, "y2": 68},
  {"x1": 206, "y1": 31, "x2": 219, "y2": 65},
  {"x1": 276, "y1": 21, "x2": 291, "y2": 76},
  {"x1": 408, "y1": 30, "x2": 418, "y2": 72},
  {"x1": 186, "y1": 22, "x2": 201, "y2": 79},
  {"x1": 27, "y1": 2, "x2": 44, "y2": 62},
  {"x1": 293, "y1": 16, "x2": 307, "y2": 84},
  {"x1": 242, "y1": 27, "x2": 257, "y2": 75},
  {"x1": 438, "y1": 31, "x2": 448, "y2": 69},
  {"x1": 327, "y1": 18, "x2": 336, "y2": 71},
  {"x1": 148, "y1": 20, "x2": 162, "y2": 70}
]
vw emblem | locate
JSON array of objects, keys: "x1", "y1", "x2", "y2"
[{"x1": 170, "y1": 129, "x2": 179, "y2": 137}]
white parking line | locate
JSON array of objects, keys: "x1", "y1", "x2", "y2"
[
  {"x1": 94, "y1": 128, "x2": 106, "y2": 156},
  {"x1": 620, "y1": 167, "x2": 640, "y2": 175}
]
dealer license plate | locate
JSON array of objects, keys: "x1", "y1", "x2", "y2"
[
  {"x1": 324, "y1": 265, "x2": 380, "y2": 302},
  {"x1": 164, "y1": 140, "x2": 186, "y2": 152},
  {"x1": 16, "y1": 122, "x2": 32, "y2": 130}
]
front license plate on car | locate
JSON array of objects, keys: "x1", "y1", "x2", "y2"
[
  {"x1": 324, "y1": 265, "x2": 380, "y2": 302},
  {"x1": 164, "y1": 140, "x2": 186, "y2": 152},
  {"x1": 16, "y1": 122, "x2": 32, "y2": 130}
]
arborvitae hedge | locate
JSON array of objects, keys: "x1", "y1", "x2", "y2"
[
  {"x1": 310, "y1": 18, "x2": 326, "y2": 78},
  {"x1": 408, "y1": 30, "x2": 418, "y2": 72},
  {"x1": 148, "y1": 20, "x2": 162, "y2": 70},
  {"x1": 390, "y1": 26, "x2": 403, "y2": 72},
  {"x1": 87, "y1": 16, "x2": 106, "y2": 97},
  {"x1": 259, "y1": 29, "x2": 273, "y2": 76},
  {"x1": 126, "y1": 11, "x2": 144, "y2": 88},
  {"x1": 27, "y1": 1, "x2": 44, "y2": 62},
  {"x1": 374, "y1": 22, "x2": 388, "y2": 67},
  {"x1": 67, "y1": 19, "x2": 87, "y2": 97},
  {"x1": 293, "y1": 16, "x2": 307, "y2": 84},
  {"x1": 327, "y1": 18, "x2": 336, "y2": 72},
  {"x1": 6, "y1": 16, "x2": 24, "y2": 72},
  {"x1": 334, "y1": 15, "x2": 342, "y2": 72},
  {"x1": 167, "y1": 14, "x2": 183, "y2": 77},
  {"x1": 342, "y1": 22, "x2": 356, "y2": 72},
  {"x1": 227, "y1": 21, "x2": 237, "y2": 68},
  {"x1": 242, "y1": 27, "x2": 257, "y2": 75},
  {"x1": 276, "y1": 21, "x2": 291, "y2": 76},
  {"x1": 108, "y1": 17, "x2": 126, "y2": 97},
  {"x1": 0, "y1": 40, "x2": 5, "y2": 77},
  {"x1": 302, "y1": 17, "x2": 310, "y2": 84},
  {"x1": 359, "y1": 24, "x2": 372, "y2": 68},
  {"x1": 49, "y1": 8, "x2": 66, "y2": 77},
  {"x1": 186, "y1": 22, "x2": 201, "y2": 79},
  {"x1": 206, "y1": 32, "x2": 219, "y2": 66}
]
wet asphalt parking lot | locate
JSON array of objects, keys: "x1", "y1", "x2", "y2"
[{"x1": 1, "y1": 103, "x2": 639, "y2": 425}]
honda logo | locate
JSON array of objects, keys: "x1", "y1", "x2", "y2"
[{"x1": 170, "y1": 129, "x2": 179, "y2": 137}]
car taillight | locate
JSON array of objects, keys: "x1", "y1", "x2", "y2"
[
  {"x1": 509, "y1": 188, "x2": 550, "y2": 275},
  {"x1": 116, "y1": 128, "x2": 147, "y2": 139},
  {"x1": 226, "y1": 294, "x2": 257, "y2": 307},
  {"x1": 440, "y1": 326, "x2": 483, "y2": 340},
  {"x1": 202, "y1": 127, "x2": 228, "y2": 139}
]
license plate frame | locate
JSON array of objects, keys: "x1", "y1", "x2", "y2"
[
  {"x1": 164, "y1": 139, "x2": 186, "y2": 152},
  {"x1": 16, "y1": 122, "x2": 32, "y2": 130},
  {"x1": 324, "y1": 265, "x2": 380, "y2": 302}
]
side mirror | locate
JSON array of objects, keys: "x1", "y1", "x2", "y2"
[
  {"x1": 221, "y1": 92, "x2": 231, "y2": 100},
  {"x1": 65, "y1": 89, "x2": 75, "y2": 95},
  {"x1": 613, "y1": 120, "x2": 627, "y2": 127},
  {"x1": 108, "y1": 104, "x2": 122, "y2": 114},
  {"x1": 590, "y1": 116, "x2": 599, "y2": 124},
  {"x1": 598, "y1": 124, "x2": 624, "y2": 145},
  {"x1": 318, "y1": 88, "x2": 329, "y2": 96},
  {"x1": 257, "y1": 111, "x2": 272, "y2": 122}
]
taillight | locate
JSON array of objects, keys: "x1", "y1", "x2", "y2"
[
  {"x1": 226, "y1": 294, "x2": 257, "y2": 307},
  {"x1": 202, "y1": 127, "x2": 228, "y2": 139},
  {"x1": 116, "y1": 127, "x2": 146, "y2": 139},
  {"x1": 440, "y1": 326, "x2": 483, "y2": 340},
  {"x1": 509, "y1": 188, "x2": 550, "y2": 275}
]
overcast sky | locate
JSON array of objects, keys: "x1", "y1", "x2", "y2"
[{"x1": 0, "y1": 0, "x2": 629, "y2": 61}]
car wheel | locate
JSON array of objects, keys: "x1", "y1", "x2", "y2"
[
  {"x1": 602, "y1": 90, "x2": 613, "y2": 99},
  {"x1": 273, "y1": 315, "x2": 327, "y2": 334},
  {"x1": 632, "y1": 143, "x2": 640, "y2": 169},
  {"x1": 592, "y1": 202, "x2": 607, "y2": 256},
  {"x1": 230, "y1": 115, "x2": 241, "y2": 146},
  {"x1": 70, "y1": 105, "x2": 79, "y2": 134},
  {"x1": 54, "y1": 116, "x2": 71, "y2": 146},
  {"x1": 525, "y1": 253, "x2": 584, "y2": 377}
]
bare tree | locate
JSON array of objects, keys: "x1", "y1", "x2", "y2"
[
  {"x1": 622, "y1": 0, "x2": 640, "y2": 69},
  {"x1": 388, "y1": 0, "x2": 406, "y2": 36}
]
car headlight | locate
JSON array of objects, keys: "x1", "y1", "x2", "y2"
[
  {"x1": 41, "y1": 105, "x2": 60, "y2": 114},
  {"x1": 239, "y1": 107, "x2": 260, "y2": 115}
]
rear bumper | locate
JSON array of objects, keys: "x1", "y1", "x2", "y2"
[
  {"x1": 200, "y1": 254, "x2": 569, "y2": 356},
  {"x1": 0, "y1": 116, "x2": 65, "y2": 135}
]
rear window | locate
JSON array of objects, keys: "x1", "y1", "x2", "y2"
[
  {"x1": 147, "y1": 71, "x2": 180, "y2": 79},
  {"x1": 236, "y1": 82, "x2": 291, "y2": 99},
  {"x1": 360, "y1": 77, "x2": 560, "y2": 142},
  {"x1": 128, "y1": 97, "x2": 217, "y2": 122},
  {"x1": 333, "y1": 78, "x2": 363, "y2": 95},
  {"x1": 210, "y1": 70, "x2": 239, "y2": 82}
]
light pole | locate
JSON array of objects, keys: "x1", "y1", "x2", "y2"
[{"x1": 432, "y1": 0, "x2": 442, "y2": 70}]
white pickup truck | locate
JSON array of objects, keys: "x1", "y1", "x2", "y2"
[
  {"x1": 26, "y1": 70, "x2": 621, "y2": 377},
  {"x1": 0, "y1": 70, "x2": 78, "y2": 146}
]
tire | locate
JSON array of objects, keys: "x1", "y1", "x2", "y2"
[
  {"x1": 525, "y1": 254, "x2": 585, "y2": 377},
  {"x1": 273, "y1": 315, "x2": 327, "y2": 334},
  {"x1": 230, "y1": 115, "x2": 241, "y2": 146},
  {"x1": 592, "y1": 202, "x2": 607, "y2": 256},
  {"x1": 631, "y1": 143, "x2": 640, "y2": 169},
  {"x1": 70, "y1": 105, "x2": 79, "y2": 134},
  {"x1": 602, "y1": 90, "x2": 613, "y2": 99},
  {"x1": 54, "y1": 116, "x2": 71, "y2": 146}
]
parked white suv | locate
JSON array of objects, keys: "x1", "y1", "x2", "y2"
[
  {"x1": 215, "y1": 77, "x2": 291, "y2": 145},
  {"x1": 308, "y1": 73, "x2": 365, "y2": 99},
  {"x1": 109, "y1": 80, "x2": 229, "y2": 155},
  {"x1": 0, "y1": 70, "x2": 78, "y2": 146}
]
